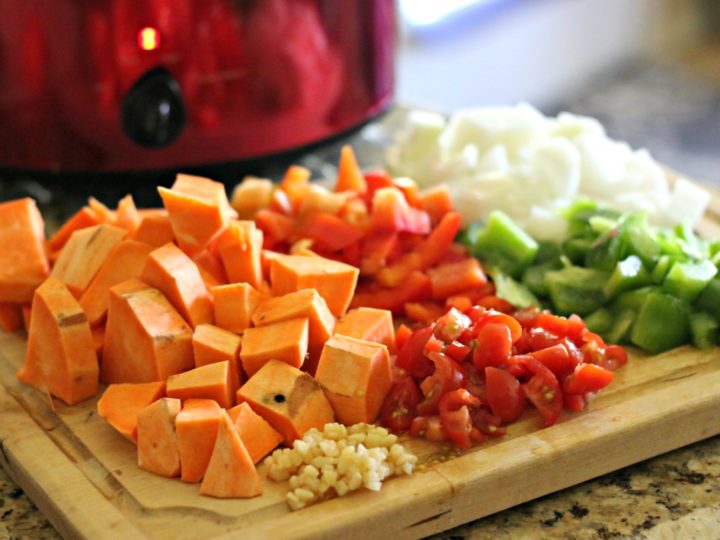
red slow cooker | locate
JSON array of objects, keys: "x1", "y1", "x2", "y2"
[{"x1": 0, "y1": 0, "x2": 395, "y2": 173}]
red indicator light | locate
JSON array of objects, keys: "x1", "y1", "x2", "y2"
[{"x1": 138, "y1": 27, "x2": 161, "y2": 51}]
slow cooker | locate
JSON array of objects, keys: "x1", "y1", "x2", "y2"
[{"x1": 0, "y1": 0, "x2": 395, "y2": 173}]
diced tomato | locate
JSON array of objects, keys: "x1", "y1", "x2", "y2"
[
  {"x1": 395, "y1": 324, "x2": 413, "y2": 352},
  {"x1": 520, "y1": 356, "x2": 563, "y2": 427},
  {"x1": 530, "y1": 343, "x2": 578, "y2": 381},
  {"x1": 562, "y1": 363, "x2": 614, "y2": 394},
  {"x1": 526, "y1": 327, "x2": 562, "y2": 351},
  {"x1": 444, "y1": 340, "x2": 472, "y2": 362},
  {"x1": 535, "y1": 312, "x2": 586, "y2": 343},
  {"x1": 395, "y1": 326, "x2": 434, "y2": 379},
  {"x1": 513, "y1": 306, "x2": 541, "y2": 328},
  {"x1": 473, "y1": 311, "x2": 523, "y2": 343},
  {"x1": 438, "y1": 389, "x2": 481, "y2": 449},
  {"x1": 470, "y1": 408, "x2": 507, "y2": 437},
  {"x1": 434, "y1": 307, "x2": 471, "y2": 343},
  {"x1": 563, "y1": 393, "x2": 588, "y2": 412},
  {"x1": 473, "y1": 323, "x2": 512, "y2": 369},
  {"x1": 417, "y1": 351, "x2": 464, "y2": 416},
  {"x1": 379, "y1": 377, "x2": 423, "y2": 432},
  {"x1": 485, "y1": 366, "x2": 526, "y2": 423},
  {"x1": 603, "y1": 345, "x2": 629, "y2": 371},
  {"x1": 409, "y1": 415, "x2": 448, "y2": 442},
  {"x1": 462, "y1": 363, "x2": 487, "y2": 402}
]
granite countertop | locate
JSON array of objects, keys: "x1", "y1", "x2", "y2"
[{"x1": 2, "y1": 63, "x2": 720, "y2": 539}]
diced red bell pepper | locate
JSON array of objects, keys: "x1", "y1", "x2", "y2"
[
  {"x1": 254, "y1": 209, "x2": 295, "y2": 248},
  {"x1": 370, "y1": 187, "x2": 431, "y2": 235},
  {"x1": 301, "y1": 212, "x2": 364, "y2": 252},
  {"x1": 351, "y1": 270, "x2": 432, "y2": 313}
]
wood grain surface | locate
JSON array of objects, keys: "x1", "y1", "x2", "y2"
[{"x1": 0, "y1": 181, "x2": 719, "y2": 539}]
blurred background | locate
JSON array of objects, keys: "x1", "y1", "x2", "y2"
[{"x1": 396, "y1": 0, "x2": 720, "y2": 183}]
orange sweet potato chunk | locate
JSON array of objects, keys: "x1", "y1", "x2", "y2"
[
  {"x1": 200, "y1": 412, "x2": 262, "y2": 498},
  {"x1": 0, "y1": 303, "x2": 22, "y2": 333},
  {"x1": 141, "y1": 243, "x2": 213, "y2": 328},
  {"x1": 137, "y1": 397, "x2": 182, "y2": 478},
  {"x1": 216, "y1": 220, "x2": 264, "y2": 289},
  {"x1": 314, "y1": 334, "x2": 392, "y2": 425},
  {"x1": 158, "y1": 174, "x2": 234, "y2": 252},
  {"x1": 239, "y1": 317, "x2": 309, "y2": 377},
  {"x1": 115, "y1": 194, "x2": 141, "y2": 233},
  {"x1": 166, "y1": 361, "x2": 234, "y2": 409},
  {"x1": 78, "y1": 240, "x2": 154, "y2": 326},
  {"x1": 228, "y1": 402, "x2": 283, "y2": 464},
  {"x1": 51, "y1": 223, "x2": 127, "y2": 298},
  {"x1": 334, "y1": 307, "x2": 396, "y2": 353},
  {"x1": 211, "y1": 283, "x2": 263, "y2": 334},
  {"x1": 47, "y1": 206, "x2": 100, "y2": 252},
  {"x1": 132, "y1": 211, "x2": 175, "y2": 247},
  {"x1": 0, "y1": 198, "x2": 50, "y2": 303},
  {"x1": 17, "y1": 277, "x2": 99, "y2": 405},
  {"x1": 193, "y1": 323, "x2": 243, "y2": 395},
  {"x1": 97, "y1": 381, "x2": 166, "y2": 442},
  {"x1": 270, "y1": 254, "x2": 359, "y2": 317},
  {"x1": 176, "y1": 399, "x2": 224, "y2": 483},
  {"x1": 237, "y1": 359, "x2": 334, "y2": 444},
  {"x1": 102, "y1": 279, "x2": 194, "y2": 383},
  {"x1": 193, "y1": 249, "x2": 228, "y2": 289}
]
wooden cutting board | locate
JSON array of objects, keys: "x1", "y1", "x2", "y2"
[{"x1": 1, "y1": 186, "x2": 720, "y2": 539}]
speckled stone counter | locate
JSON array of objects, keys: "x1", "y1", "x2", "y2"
[{"x1": 1, "y1": 436, "x2": 718, "y2": 539}]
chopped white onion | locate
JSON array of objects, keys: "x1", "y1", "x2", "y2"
[{"x1": 386, "y1": 104, "x2": 709, "y2": 237}]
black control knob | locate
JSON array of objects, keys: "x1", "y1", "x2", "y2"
[{"x1": 121, "y1": 69, "x2": 186, "y2": 148}]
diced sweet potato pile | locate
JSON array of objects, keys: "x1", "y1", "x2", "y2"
[{"x1": 2, "y1": 146, "x2": 495, "y2": 499}]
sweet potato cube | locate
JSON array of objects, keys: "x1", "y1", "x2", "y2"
[
  {"x1": 51, "y1": 223, "x2": 127, "y2": 298},
  {"x1": 228, "y1": 402, "x2": 283, "y2": 464},
  {"x1": 193, "y1": 250, "x2": 228, "y2": 289},
  {"x1": 158, "y1": 174, "x2": 233, "y2": 252},
  {"x1": 251, "y1": 289, "x2": 335, "y2": 372},
  {"x1": 97, "y1": 381, "x2": 166, "y2": 442},
  {"x1": 133, "y1": 211, "x2": 175, "y2": 247},
  {"x1": 141, "y1": 243, "x2": 213, "y2": 328},
  {"x1": 79, "y1": 240, "x2": 154, "y2": 326},
  {"x1": 240, "y1": 318, "x2": 309, "y2": 377},
  {"x1": 0, "y1": 198, "x2": 50, "y2": 303},
  {"x1": 200, "y1": 412, "x2": 262, "y2": 498},
  {"x1": 193, "y1": 323, "x2": 243, "y2": 395},
  {"x1": 270, "y1": 254, "x2": 359, "y2": 317},
  {"x1": 314, "y1": 334, "x2": 392, "y2": 425},
  {"x1": 211, "y1": 283, "x2": 263, "y2": 334},
  {"x1": 17, "y1": 277, "x2": 98, "y2": 405},
  {"x1": 92, "y1": 325, "x2": 105, "y2": 357},
  {"x1": 137, "y1": 397, "x2": 182, "y2": 478},
  {"x1": 102, "y1": 279, "x2": 194, "y2": 383},
  {"x1": 237, "y1": 359, "x2": 334, "y2": 444},
  {"x1": 0, "y1": 302, "x2": 22, "y2": 333},
  {"x1": 176, "y1": 399, "x2": 224, "y2": 483},
  {"x1": 166, "y1": 361, "x2": 234, "y2": 409},
  {"x1": 115, "y1": 194, "x2": 141, "y2": 233},
  {"x1": 216, "y1": 220, "x2": 264, "y2": 289},
  {"x1": 334, "y1": 307, "x2": 396, "y2": 353}
]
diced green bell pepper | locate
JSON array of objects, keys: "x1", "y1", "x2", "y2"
[
  {"x1": 630, "y1": 291, "x2": 690, "y2": 354},
  {"x1": 651, "y1": 254, "x2": 672, "y2": 284},
  {"x1": 603, "y1": 255, "x2": 651, "y2": 300},
  {"x1": 605, "y1": 309, "x2": 636, "y2": 345},
  {"x1": 584, "y1": 231, "x2": 622, "y2": 271},
  {"x1": 522, "y1": 261, "x2": 561, "y2": 297},
  {"x1": 696, "y1": 277, "x2": 720, "y2": 319},
  {"x1": 487, "y1": 267, "x2": 539, "y2": 309},
  {"x1": 611, "y1": 286, "x2": 654, "y2": 314},
  {"x1": 563, "y1": 237, "x2": 594, "y2": 265},
  {"x1": 544, "y1": 266, "x2": 610, "y2": 316},
  {"x1": 662, "y1": 259, "x2": 717, "y2": 302},
  {"x1": 689, "y1": 312, "x2": 719, "y2": 350},
  {"x1": 584, "y1": 308, "x2": 613, "y2": 336},
  {"x1": 469, "y1": 211, "x2": 539, "y2": 278},
  {"x1": 617, "y1": 213, "x2": 661, "y2": 266}
]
